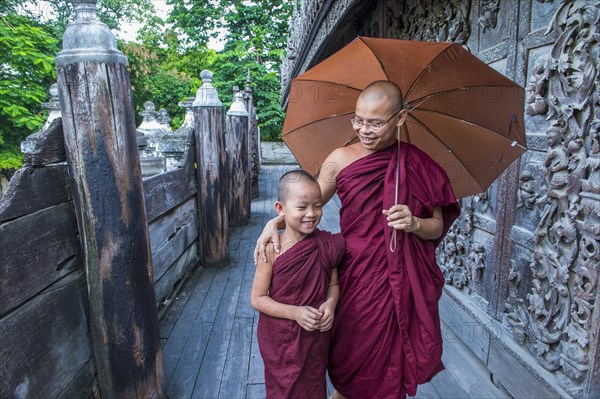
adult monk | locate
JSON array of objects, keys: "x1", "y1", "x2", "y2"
[{"x1": 255, "y1": 81, "x2": 461, "y2": 398}]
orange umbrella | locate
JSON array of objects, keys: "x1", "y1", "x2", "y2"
[{"x1": 281, "y1": 37, "x2": 527, "y2": 198}]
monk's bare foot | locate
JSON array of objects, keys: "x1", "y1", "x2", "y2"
[{"x1": 329, "y1": 390, "x2": 345, "y2": 399}]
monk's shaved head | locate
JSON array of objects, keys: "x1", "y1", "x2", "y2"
[
  {"x1": 359, "y1": 81, "x2": 403, "y2": 114},
  {"x1": 278, "y1": 170, "x2": 320, "y2": 203}
]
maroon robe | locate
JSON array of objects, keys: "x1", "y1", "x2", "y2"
[
  {"x1": 329, "y1": 142, "x2": 460, "y2": 398},
  {"x1": 258, "y1": 229, "x2": 345, "y2": 399}
]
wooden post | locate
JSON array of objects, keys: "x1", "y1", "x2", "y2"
[
  {"x1": 226, "y1": 88, "x2": 250, "y2": 226},
  {"x1": 244, "y1": 70, "x2": 260, "y2": 199},
  {"x1": 54, "y1": 1, "x2": 164, "y2": 397},
  {"x1": 193, "y1": 70, "x2": 229, "y2": 266}
]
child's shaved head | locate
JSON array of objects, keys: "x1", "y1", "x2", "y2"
[{"x1": 278, "y1": 170, "x2": 320, "y2": 203}]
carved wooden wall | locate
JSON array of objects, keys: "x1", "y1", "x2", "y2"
[{"x1": 282, "y1": 0, "x2": 599, "y2": 397}]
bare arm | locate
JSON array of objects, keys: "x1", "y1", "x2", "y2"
[
  {"x1": 250, "y1": 255, "x2": 322, "y2": 331},
  {"x1": 384, "y1": 205, "x2": 444, "y2": 241},
  {"x1": 318, "y1": 268, "x2": 339, "y2": 331}
]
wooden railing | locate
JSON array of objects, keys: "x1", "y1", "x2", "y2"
[{"x1": 0, "y1": 0, "x2": 258, "y2": 397}]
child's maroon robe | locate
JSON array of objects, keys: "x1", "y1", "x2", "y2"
[
  {"x1": 257, "y1": 229, "x2": 345, "y2": 399},
  {"x1": 329, "y1": 142, "x2": 460, "y2": 398}
]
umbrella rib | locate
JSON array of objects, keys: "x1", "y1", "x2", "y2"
[
  {"x1": 405, "y1": 84, "x2": 519, "y2": 108},
  {"x1": 359, "y1": 37, "x2": 392, "y2": 82},
  {"x1": 281, "y1": 111, "x2": 356, "y2": 137},
  {"x1": 404, "y1": 44, "x2": 455, "y2": 101},
  {"x1": 407, "y1": 113, "x2": 486, "y2": 191},
  {"x1": 292, "y1": 78, "x2": 364, "y2": 93},
  {"x1": 409, "y1": 108, "x2": 527, "y2": 148}
]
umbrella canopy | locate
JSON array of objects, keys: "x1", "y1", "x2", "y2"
[{"x1": 281, "y1": 36, "x2": 527, "y2": 198}]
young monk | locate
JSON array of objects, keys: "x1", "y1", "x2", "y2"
[{"x1": 251, "y1": 170, "x2": 345, "y2": 399}]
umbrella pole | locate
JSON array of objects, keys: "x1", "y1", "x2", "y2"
[{"x1": 390, "y1": 128, "x2": 401, "y2": 253}]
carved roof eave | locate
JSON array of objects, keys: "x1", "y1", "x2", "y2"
[{"x1": 281, "y1": 0, "x2": 361, "y2": 108}]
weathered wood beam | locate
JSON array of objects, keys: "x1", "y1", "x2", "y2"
[
  {"x1": 244, "y1": 71, "x2": 260, "y2": 199},
  {"x1": 226, "y1": 89, "x2": 250, "y2": 227},
  {"x1": 193, "y1": 70, "x2": 229, "y2": 267},
  {"x1": 20, "y1": 83, "x2": 66, "y2": 166},
  {"x1": 54, "y1": 1, "x2": 164, "y2": 397}
]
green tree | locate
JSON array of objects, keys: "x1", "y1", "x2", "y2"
[
  {"x1": 0, "y1": 15, "x2": 58, "y2": 169},
  {"x1": 0, "y1": 0, "x2": 154, "y2": 169},
  {"x1": 164, "y1": 0, "x2": 292, "y2": 140}
]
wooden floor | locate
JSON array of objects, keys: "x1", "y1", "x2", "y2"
[{"x1": 159, "y1": 165, "x2": 511, "y2": 399}]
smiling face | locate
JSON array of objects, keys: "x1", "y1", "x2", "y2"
[
  {"x1": 353, "y1": 81, "x2": 407, "y2": 152},
  {"x1": 275, "y1": 179, "x2": 322, "y2": 240}
]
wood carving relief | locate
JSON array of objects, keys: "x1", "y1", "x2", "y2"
[
  {"x1": 385, "y1": 0, "x2": 471, "y2": 44},
  {"x1": 502, "y1": 1, "x2": 599, "y2": 396}
]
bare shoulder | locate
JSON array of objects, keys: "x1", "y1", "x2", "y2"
[{"x1": 322, "y1": 143, "x2": 363, "y2": 175}]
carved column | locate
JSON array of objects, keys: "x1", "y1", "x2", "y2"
[
  {"x1": 54, "y1": 0, "x2": 164, "y2": 397},
  {"x1": 193, "y1": 70, "x2": 229, "y2": 266}
]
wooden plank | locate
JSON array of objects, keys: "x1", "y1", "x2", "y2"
[
  {"x1": 159, "y1": 265, "x2": 204, "y2": 342},
  {"x1": 0, "y1": 270, "x2": 91, "y2": 399},
  {"x1": 410, "y1": 382, "x2": 440, "y2": 399},
  {"x1": 440, "y1": 321, "x2": 509, "y2": 399},
  {"x1": 151, "y1": 202, "x2": 198, "y2": 282},
  {"x1": 0, "y1": 202, "x2": 81, "y2": 316},
  {"x1": 218, "y1": 317, "x2": 254, "y2": 398},
  {"x1": 236, "y1": 258, "x2": 257, "y2": 319},
  {"x1": 191, "y1": 262, "x2": 246, "y2": 398},
  {"x1": 430, "y1": 370, "x2": 469, "y2": 399},
  {"x1": 194, "y1": 105, "x2": 229, "y2": 266},
  {"x1": 56, "y1": 358, "x2": 96, "y2": 399},
  {"x1": 487, "y1": 338, "x2": 556, "y2": 399},
  {"x1": 143, "y1": 167, "x2": 196, "y2": 223},
  {"x1": 438, "y1": 289, "x2": 490, "y2": 364},
  {"x1": 21, "y1": 117, "x2": 66, "y2": 166},
  {"x1": 162, "y1": 268, "x2": 218, "y2": 384},
  {"x1": 165, "y1": 268, "x2": 229, "y2": 398},
  {"x1": 148, "y1": 197, "x2": 197, "y2": 260},
  {"x1": 248, "y1": 314, "x2": 265, "y2": 384},
  {"x1": 245, "y1": 383, "x2": 266, "y2": 399},
  {"x1": 154, "y1": 243, "x2": 198, "y2": 305},
  {"x1": 0, "y1": 165, "x2": 71, "y2": 223}
]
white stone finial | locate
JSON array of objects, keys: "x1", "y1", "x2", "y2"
[
  {"x1": 177, "y1": 96, "x2": 196, "y2": 129},
  {"x1": 41, "y1": 83, "x2": 61, "y2": 127},
  {"x1": 138, "y1": 101, "x2": 162, "y2": 131},
  {"x1": 55, "y1": 0, "x2": 127, "y2": 66},
  {"x1": 157, "y1": 108, "x2": 172, "y2": 132},
  {"x1": 227, "y1": 90, "x2": 248, "y2": 116},
  {"x1": 193, "y1": 70, "x2": 222, "y2": 107}
]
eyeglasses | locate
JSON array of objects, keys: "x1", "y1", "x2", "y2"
[{"x1": 350, "y1": 110, "x2": 400, "y2": 133}]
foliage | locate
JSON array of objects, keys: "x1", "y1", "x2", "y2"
[
  {"x1": 0, "y1": 0, "x2": 292, "y2": 172},
  {"x1": 160, "y1": 0, "x2": 292, "y2": 140},
  {"x1": 0, "y1": 15, "x2": 58, "y2": 169},
  {"x1": 0, "y1": 0, "x2": 154, "y2": 169}
]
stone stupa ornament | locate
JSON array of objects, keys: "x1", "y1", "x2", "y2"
[
  {"x1": 55, "y1": 0, "x2": 127, "y2": 66},
  {"x1": 227, "y1": 89, "x2": 248, "y2": 116},
  {"x1": 41, "y1": 83, "x2": 61, "y2": 128},
  {"x1": 193, "y1": 70, "x2": 222, "y2": 107}
]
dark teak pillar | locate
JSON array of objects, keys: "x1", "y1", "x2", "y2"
[{"x1": 55, "y1": 1, "x2": 164, "y2": 397}]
